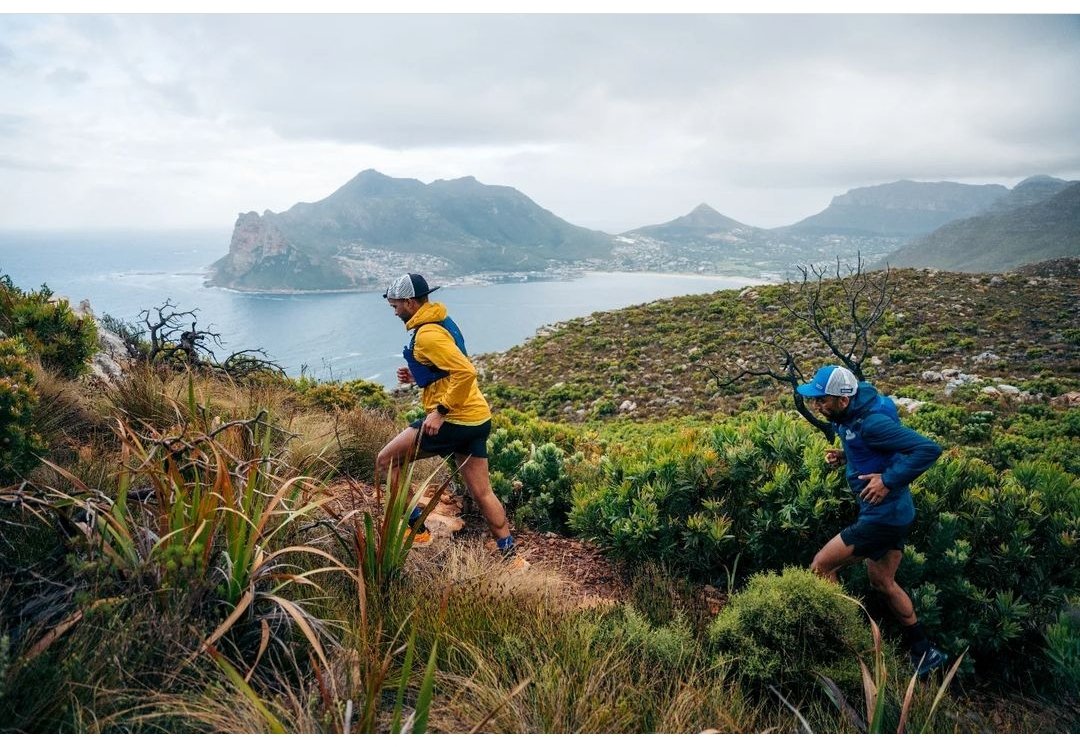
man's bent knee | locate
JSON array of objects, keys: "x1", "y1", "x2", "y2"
[{"x1": 810, "y1": 554, "x2": 831, "y2": 578}]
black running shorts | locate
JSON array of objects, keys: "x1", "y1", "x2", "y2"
[
  {"x1": 839, "y1": 520, "x2": 912, "y2": 561},
  {"x1": 409, "y1": 418, "x2": 491, "y2": 459}
]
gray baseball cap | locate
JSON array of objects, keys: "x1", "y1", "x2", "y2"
[{"x1": 383, "y1": 273, "x2": 441, "y2": 300}]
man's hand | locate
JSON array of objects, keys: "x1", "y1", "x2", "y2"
[
  {"x1": 422, "y1": 410, "x2": 445, "y2": 436},
  {"x1": 397, "y1": 366, "x2": 414, "y2": 385},
  {"x1": 858, "y1": 473, "x2": 890, "y2": 504},
  {"x1": 825, "y1": 449, "x2": 846, "y2": 469}
]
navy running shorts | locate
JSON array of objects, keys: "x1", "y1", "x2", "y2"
[
  {"x1": 839, "y1": 521, "x2": 912, "y2": 561},
  {"x1": 409, "y1": 418, "x2": 491, "y2": 459}
]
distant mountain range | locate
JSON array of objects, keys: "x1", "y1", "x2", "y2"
[
  {"x1": 209, "y1": 171, "x2": 1080, "y2": 291},
  {"x1": 782, "y1": 180, "x2": 1009, "y2": 237},
  {"x1": 884, "y1": 179, "x2": 1080, "y2": 271}
]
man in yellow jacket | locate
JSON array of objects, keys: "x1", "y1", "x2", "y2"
[{"x1": 376, "y1": 273, "x2": 520, "y2": 560}]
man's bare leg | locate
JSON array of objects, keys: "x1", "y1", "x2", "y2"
[
  {"x1": 866, "y1": 549, "x2": 917, "y2": 626},
  {"x1": 810, "y1": 533, "x2": 863, "y2": 582},
  {"x1": 375, "y1": 427, "x2": 422, "y2": 501},
  {"x1": 454, "y1": 454, "x2": 510, "y2": 541}
]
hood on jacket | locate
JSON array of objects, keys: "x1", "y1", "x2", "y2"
[
  {"x1": 835, "y1": 381, "x2": 880, "y2": 424},
  {"x1": 405, "y1": 301, "x2": 448, "y2": 330}
]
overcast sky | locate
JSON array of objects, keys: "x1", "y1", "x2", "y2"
[{"x1": 1, "y1": 13, "x2": 1078, "y2": 233}]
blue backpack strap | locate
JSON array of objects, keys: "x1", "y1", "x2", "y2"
[{"x1": 402, "y1": 317, "x2": 468, "y2": 388}]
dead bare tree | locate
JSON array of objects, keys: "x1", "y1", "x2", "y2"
[
  {"x1": 708, "y1": 254, "x2": 896, "y2": 439},
  {"x1": 131, "y1": 299, "x2": 284, "y2": 380},
  {"x1": 138, "y1": 299, "x2": 223, "y2": 364}
]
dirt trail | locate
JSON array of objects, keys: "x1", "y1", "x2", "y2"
[{"x1": 326, "y1": 480, "x2": 632, "y2": 605}]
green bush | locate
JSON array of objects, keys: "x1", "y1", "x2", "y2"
[
  {"x1": 884, "y1": 456, "x2": 1080, "y2": 680},
  {"x1": 0, "y1": 338, "x2": 44, "y2": 482},
  {"x1": 569, "y1": 413, "x2": 846, "y2": 577},
  {"x1": 707, "y1": 567, "x2": 870, "y2": 689},
  {"x1": 1042, "y1": 602, "x2": 1080, "y2": 697},
  {"x1": 0, "y1": 275, "x2": 98, "y2": 378},
  {"x1": 290, "y1": 375, "x2": 394, "y2": 412},
  {"x1": 598, "y1": 604, "x2": 697, "y2": 670},
  {"x1": 487, "y1": 416, "x2": 582, "y2": 531}
]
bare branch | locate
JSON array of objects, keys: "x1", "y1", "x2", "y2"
[{"x1": 709, "y1": 253, "x2": 897, "y2": 439}]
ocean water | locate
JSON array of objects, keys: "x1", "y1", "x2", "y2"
[{"x1": 0, "y1": 229, "x2": 764, "y2": 384}]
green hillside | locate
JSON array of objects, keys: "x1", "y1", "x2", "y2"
[
  {"x1": 479, "y1": 265, "x2": 1080, "y2": 421},
  {"x1": 885, "y1": 183, "x2": 1080, "y2": 272}
]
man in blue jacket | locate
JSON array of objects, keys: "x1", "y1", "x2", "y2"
[{"x1": 797, "y1": 365, "x2": 949, "y2": 677}]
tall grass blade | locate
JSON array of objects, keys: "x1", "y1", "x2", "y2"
[
  {"x1": 391, "y1": 625, "x2": 418, "y2": 734},
  {"x1": 207, "y1": 646, "x2": 286, "y2": 734},
  {"x1": 411, "y1": 637, "x2": 439, "y2": 734},
  {"x1": 817, "y1": 672, "x2": 867, "y2": 731},
  {"x1": 897, "y1": 665, "x2": 919, "y2": 734},
  {"x1": 768, "y1": 685, "x2": 813, "y2": 734},
  {"x1": 469, "y1": 678, "x2": 533, "y2": 734},
  {"x1": 919, "y1": 651, "x2": 966, "y2": 734},
  {"x1": 265, "y1": 594, "x2": 332, "y2": 671}
]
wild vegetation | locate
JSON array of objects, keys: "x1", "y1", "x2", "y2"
[
  {"x1": 1, "y1": 264, "x2": 1077, "y2": 733},
  {"x1": 478, "y1": 264, "x2": 1078, "y2": 421}
]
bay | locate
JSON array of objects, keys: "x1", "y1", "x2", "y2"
[{"x1": 0, "y1": 229, "x2": 764, "y2": 385}]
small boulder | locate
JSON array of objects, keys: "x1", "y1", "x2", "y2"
[
  {"x1": 1051, "y1": 392, "x2": 1080, "y2": 408},
  {"x1": 890, "y1": 396, "x2": 925, "y2": 414},
  {"x1": 997, "y1": 384, "x2": 1020, "y2": 396}
]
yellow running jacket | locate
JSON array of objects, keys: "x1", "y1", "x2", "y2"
[{"x1": 405, "y1": 302, "x2": 491, "y2": 425}]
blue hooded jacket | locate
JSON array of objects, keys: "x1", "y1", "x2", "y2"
[{"x1": 827, "y1": 382, "x2": 943, "y2": 526}]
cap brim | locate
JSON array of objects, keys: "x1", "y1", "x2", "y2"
[{"x1": 796, "y1": 383, "x2": 824, "y2": 397}]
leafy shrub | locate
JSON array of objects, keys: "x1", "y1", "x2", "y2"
[
  {"x1": 290, "y1": 375, "x2": 393, "y2": 412},
  {"x1": 509, "y1": 443, "x2": 574, "y2": 531},
  {"x1": 484, "y1": 412, "x2": 589, "y2": 530},
  {"x1": 884, "y1": 456, "x2": 1080, "y2": 680},
  {"x1": 0, "y1": 338, "x2": 44, "y2": 482},
  {"x1": 570, "y1": 413, "x2": 846, "y2": 577},
  {"x1": 598, "y1": 604, "x2": 697, "y2": 670},
  {"x1": 0, "y1": 275, "x2": 98, "y2": 378},
  {"x1": 1042, "y1": 602, "x2": 1080, "y2": 697},
  {"x1": 707, "y1": 567, "x2": 870, "y2": 689}
]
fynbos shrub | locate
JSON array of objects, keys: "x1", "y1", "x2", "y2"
[
  {"x1": 0, "y1": 275, "x2": 98, "y2": 378},
  {"x1": 708, "y1": 567, "x2": 870, "y2": 690},
  {"x1": 0, "y1": 338, "x2": 43, "y2": 482}
]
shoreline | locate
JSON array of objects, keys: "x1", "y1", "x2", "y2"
[{"x1": 204, "y1": 267, "x2": 775, "y2": 296}]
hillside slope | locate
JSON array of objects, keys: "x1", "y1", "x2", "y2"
[
  {"x1": 884, "y1": 182, "x2": 1080, "y2": 272},
  {"x1": 478, "y1": 263, "x2": 1080, "y2": 421},
  {"x1": 783, "y1": 180, "x2": 1008, "y2": 237}
]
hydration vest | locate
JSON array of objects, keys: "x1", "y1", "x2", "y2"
[
  {"x1": 838, "y1": 394, "x2": 900, "y2": 480},
  {"x1": 837, "y1": 393, "x2": 914, "y2": 525},
  {"x1": 403, "y1": 317, "x2": 467, "y2": 388}
]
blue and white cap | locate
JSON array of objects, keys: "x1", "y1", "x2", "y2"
[
  {"x1": 383, "y1": 273, "x2": 441, "y2": 300},
  {"x1": 796, "y1": 365, "x2": 859, "y2": 398}
]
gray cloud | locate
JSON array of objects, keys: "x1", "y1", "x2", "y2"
[{"x1": 0, "y1": 14, "x2": 1077, "y2": 231}]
